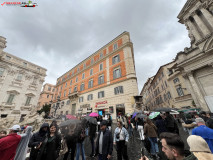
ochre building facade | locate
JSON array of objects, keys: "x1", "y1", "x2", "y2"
[{"x1": 52, "y1": 32, "x2": 138, "y2": 119}]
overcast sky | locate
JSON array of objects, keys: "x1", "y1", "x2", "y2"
[{"x1": 0, "y1": 0, "x2": 190, "y2": 93}]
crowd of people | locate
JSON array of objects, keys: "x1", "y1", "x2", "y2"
[{"x1": 0, "y1": 111, "x2": 213, "y2": 160}]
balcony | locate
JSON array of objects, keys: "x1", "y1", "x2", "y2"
[
  {"x1": 20, "y1": 104, "x2": 32, "y2": 111},
  {"x1": 0, "y1": 102, "x2": 15, "y2": 110},
  {"x1": 68, "y1": 91, "x2": 78, "y2": 100},
  {"x1": 175, "y1": 94, "x2": 192, "y2": 102}
]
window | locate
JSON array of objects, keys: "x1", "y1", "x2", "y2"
[
  {"x1": 98, "y1": 75, "x2": 104, "y2": 85},
  {"x1": 100, "y1": 52, "x2": 103, "y2": 58},
  {"x1": 176, "y1": 86, "x2": 184, "y2": 96},
  {"x1": 65, "y1": 82, "x2": 67, "y2": 88},
  {"x1": 87, "y1": 94, "x2": 93, "y2": 101},
  {"x1": 90, "y1": 68, "x2": 93, "y2": 76},
  {"x1": 82, "y1": 73, "x2": 85, "y2": 79},
  {"x1": 70, "y1": 80, "x2": 72, "y2": 85},
  {"x1": 67, "y1": 100, "x2": 70, "y2": 105},
  {"x1": 79, "y1": 96, "x2": 84, "y2": 103},
  {"x1": 91, "y1": 58, "x2": 94, "y2": 64},
  {"x1": 52, "y1": 88, "x2": 55, "y2": 92},
  {"x1": 48, "y1": 86, "x2": 51, "y2": 91},
  {"x1": 80, "y1": 83, "x2": 85, "y2": 91},
  {"x1": 69, "y1": 88, "x2": 71, "y2": 94},
  {"x1": 114, "y1": 86, "x2": 124, "y2": 95},
  {"x1": 113, "y1": 43, "x2": 118, "y2": 50},
  {"x1": 25, "y1": 96, "x2": 31, "y2": 106},
  {"x1": 17, "y1": 73, "x2": 23, "y2": 81},
  {"x1": 64, "y1": 91, "x2": 66, "y2": 97},
  {"x1": 112, "y1": 55, "x2": 120, "y2": 64},
  {"x1": 83, "y1": 63, "x2": 86, "y2": 69},
  {"x1": 76, "y1": 77, "x2": 78, "y2": 82},
  {"x1": 61, "y1": 85, "x2": 63, "y2": 90},
  {"x1": 98, "y1": 91, "x2": 105, "y2": 98},
  {"x1": 7, "y1": 94, "x2": 15, "y2": 105},
  {"x1": 74, "y1": 86, "x2": 77, "y2": 92},
  {"x1": 99, "y1": 63, "x2": 103, "y2": 71},
  {"x1": 173, "y1": 78, "x2": 180, "y2": 84},
  {"x1": 47, "y1": 95, "x2": 49, "y2": 98},
  {"x1": 167, "y1": 92, "x2": 172, "y2": 99},
  {"x1": 0, "y1": 67, "x2": 5, "y2": 76},
  {"x1": 23, "y1": 62, "x2": 27, "y2": 67},
  {"x1": 113, "y1": 68, "x2": 121, "y2": 79},
  {"x1": 88, "y1": 79, "x2": 93, "y2": 88},
  {"x1": 77, "y1": 68, "x2": 80, "y2": 72}
]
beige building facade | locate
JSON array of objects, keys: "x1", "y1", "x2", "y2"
[
  {"x1": 141, "y1": 62, "x2": 193, "y2": 111},
  {"x1": 38, "y1": 83, "x2": 55, "y2": 109},
  {"x1": 0, "y1": 36, "x2": 47, "y2": 121},
  {"x1": 176, "y1": 0, "x2": 213, "y2": 112},
  {"x1": 52, "y1": 32, "x2": 139, "y2": 119}
]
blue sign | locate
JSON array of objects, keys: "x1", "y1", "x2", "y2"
[{"x1": 98, "y1": 111, "x2": 103, "y2": 116}]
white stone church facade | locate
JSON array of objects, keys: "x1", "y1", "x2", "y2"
[{"x1": 0, "y1": 36, "x2": 47, "y2": 121}]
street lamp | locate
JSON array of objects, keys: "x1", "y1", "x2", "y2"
[{"x1": 54, "y1": 96, "x2": 61, "y2": 117}]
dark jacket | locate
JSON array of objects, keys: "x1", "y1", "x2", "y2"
[
  {"x1": 165, "y1": 114, "x2": 175, "y2": 128},
  {"x1": 137, "y1": 118, "x2": 144, "y2": 126},
  {"x1": 28, "y1": 123, "x2": 49, "y2": 160},
  {"x1": 96, "y1": 129, "x2": 113, "y2": 156},
  {"x1": 41, "y1": 134, "x2": 61, "y2": 160},
  {"x1": 155, "y1": 115, "x2": 167, "y2": 135},
  {"x1": 89, "y1": 123, "x2": 97, "y2": 138}
]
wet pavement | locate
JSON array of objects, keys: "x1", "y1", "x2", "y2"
[{"x1": 60, "y1": 122, "x2": 190, "y2": 160}]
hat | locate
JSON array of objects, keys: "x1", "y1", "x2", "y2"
[
  {"x1": 9, "y1": 125, "x2": 21, "y2": 131},
  {"x1": 195, "y1": 118, "x2": 205, "y2": 124},
  {"x1": 100, "y1": 120, "x2": 108, "y2": 126},
  {"x1": 187, "y1": 135, "x2": 211, "y2": 153}
]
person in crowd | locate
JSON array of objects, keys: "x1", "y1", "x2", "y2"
[
  {"x1": 37, "y1": 123, "x2": 61, "y2": 160},
  {"x1": 155, "y1": 114, "x2": 167, "y2": 136},
  {"x1": 144, "y1": 118, "x2": 159, "y2": 159},
  {"x1": 76, "y1": 125, "x2": 86, "y2": 160},
  {"x1": 113, "y1": 121, "x2": 129, "y2": 160},
  {"x1": 96, "y1": 120, "x2": 113, "y2": 160},
  {"x1": 165, "y1": 112, "x2": 179, "y2": 134},
  {"x1": 97, "y1": 115, "x2": 103, "y2": 132},
  {"x1": 136, "y1": 117, "x2": 145, "y2": 141},
  {"x1": 187, "y1": 135, "x2": 213, "y2": 160},
  {"x1": 28, "y1": 123, "x2": 50, "y2": 160},
  {"x1": 192, "y1": 117, "x2": 213, "y2": 153},
  {"x1": 160, "y1": 132, "x2": 197, "y2": 160},
  {"x1": 206, "y1": 118, "x2": 213, "y2": 129},
  {"x1": 63, "y1": 126, "x2": 77, "y2": 160},
  {"x1": 200, "y1": 111, "x2": 209, "y2": 122},
  {"x1": 14, "y1": 126, "x2": 33, "y2": 160},
  {"x1": 89, "y1": 120, "x2": 97, "y2": 157},
  {"x1": 107, "y1": 115, "x2": 112, "y2": 131},
  {"x1": 0, "y1": 130, "x2": 7, "y2": 139},
  {"x1": 127, "y1": 116, "x2": 133, "y2": 138},
  {"x1": 182, "y1": 114, "x2": 197, "y2": 135},
  {"x1": 0, "y1": 125, "x2": 21, "y2": 160}
]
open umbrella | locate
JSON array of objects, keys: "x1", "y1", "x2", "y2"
[
  {"x1": 136, "y1": 113, "x2": 147, "y2": 119},
  {"x1": 155, "y1": 107, "x2": 172, "y2": 112},
  {"x1": 66, "y1": 114, "x2": 77, "y2": 120},
  {"x1": 83, "y1": 115, "x2": 91, "y2": 121},
  {"x1": 149, "y1": 112, "x2": 160, "y2": 119},
  {"x1": 59, "y1": 119, "x2": 81, "y2": 127},
  {"x1": 88, "y1": 117, "x2": 97, "y2": 125},
  {"x1": 89, "y1": 112, "x2": 99, "y2": 117},
  {"x1": 132, "y1": 112, "x2": 137, "y2": 119}
]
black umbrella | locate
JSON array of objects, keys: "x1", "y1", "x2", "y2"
[
  {"x1": 59, "y1": 119, "x2": 81, "y2": 127},
  {"x1": 154, "y1": 107, "x2": 172, "y2": 112},
  {"x1": 136, "y1": 113, "x2": 147, "y2": 119},
  {"x1": 137, "y1": 111, "x2": 143, "y2": 114},
  {"x1": 83, "y1": 116, "x2": 91, "y2": 121},
  {"x1": 88, "y1": 117, "x2": 97, "y2": 125}
]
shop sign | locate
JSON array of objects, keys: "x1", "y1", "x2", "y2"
[
  {"x1": 95, "y1": 101, "x2": 107, "y2": 108},
  {"x1": 80, "y1": 104, "x2": 90, "y2": 109}
]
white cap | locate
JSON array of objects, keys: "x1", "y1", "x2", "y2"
[{"x1": 9, "y1": 125, "x2": 21, "y2": 131}]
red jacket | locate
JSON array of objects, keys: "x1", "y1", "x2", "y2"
[{"x1": 0, "y1": 133, "x2": 21, "y2": 160}]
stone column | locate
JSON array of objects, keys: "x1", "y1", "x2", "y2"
[
  {"x1": 185, "y1": 20, "x2": 201, "y2": 42},
  {"x1": 187, "y1": 71, "x2": 209, "y2": 111},
  {"x1": 193, "y1": 13, "x2": 210, "y2": 36},
  {"x1": 200, "y1": 8, "x2": 213, "y2": 28}
]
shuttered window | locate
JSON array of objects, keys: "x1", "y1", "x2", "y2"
[
  {"x1": 25, "y1": 97, "x2": 31, "y2": 106},
  {"x1": 7, "y1": 94, "x2": 15, "y2": 105},
  {"x1": 79, "y1": 96, "x2": 84, "y2": 103},
  {"x1": 113, "y1": 68, "x2": 121, "y2": 79},
  {"x1": 88, "y1": 79, "x2": 93, "y2": 88},
  {"x1": 98, "y1": 91, "x2": 105, "y2": 98},
  {"x1": 114, "y1": 86, "x2": 124, "y2": 95},
  {"x1": 80, "y1": 83, "x2": 85, "y2": 91},
  {"x1": 99, "y1": 63, "x2": 103, "y2": 71},
  {"x1": 90, "y1": 68, "x2": 93, "y2": 76},
  {"x1": 87, "y1": 94, "x2": 93, "y2": 101},
  {"x1": 98, "y1": 75, "x2": 104, "y2": 85},
  {"x1": 112, "y1": 55, "x2": 120, "y2": 64}
]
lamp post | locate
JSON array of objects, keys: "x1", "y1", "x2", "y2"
[{"x1": 54, "y1": 96, "x2": 61, "y2": 117}]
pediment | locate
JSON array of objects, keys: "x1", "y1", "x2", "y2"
[
  {"x1": 7, "y1": 90, "x2": 20, "y2": 95},
  {"x1": 203, "y1": 35, "x2": 213, "y2": 52},
  {"x1": 178, "y1": 0, "x2": 198, "y2": 20}
]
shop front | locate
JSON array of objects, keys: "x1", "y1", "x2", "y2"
[
  {"x1": 95, "y1": 101, "x2": 108, "y2": 116},
  {"x1": 116, "y1": 103, "x2": 125, "y2": 116}
]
